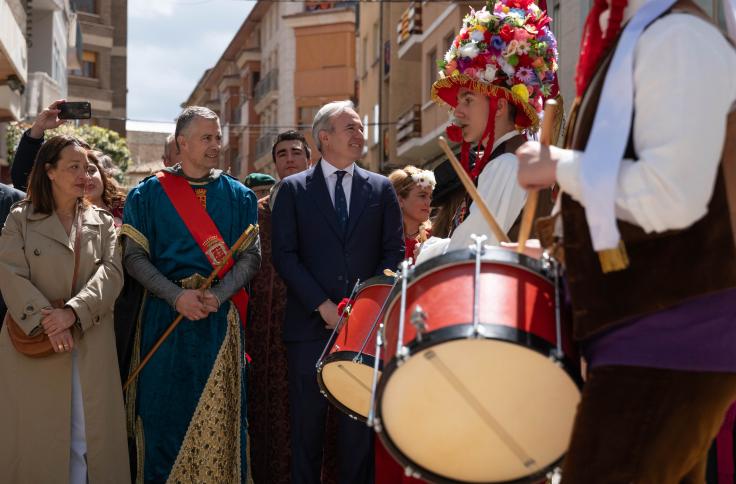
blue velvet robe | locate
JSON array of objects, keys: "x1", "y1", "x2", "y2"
[{"x1": 122, "y1": 171, "x2": 256, "y2": 483}]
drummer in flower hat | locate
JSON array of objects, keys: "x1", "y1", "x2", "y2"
[{"x1": 418, "y1": 0, "x2": 560, "y2": 262}]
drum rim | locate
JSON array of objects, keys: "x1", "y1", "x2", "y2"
[
  {"x1": 382, "y1": 247, "x2": 555, "y2": 333},
  {"x1": 316, "y1": 351, "x2": 380, "y2": 422},
  {"x1": 356, "y1": 274, "x2": 396, "y2": 293},
  {"x1": 413, "y1": 246, "x2": 551, "y2": 283},
  {"x1": 374, "y1": 322, "x2": 582, "y2": 484}
]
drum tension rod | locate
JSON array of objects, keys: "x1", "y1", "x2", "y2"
[
  {"x1": 470, "y1": 234, "x2": 488, "y2": 336},
  {"x1": 410, "y1": 305, "x2": 428, "y2": 341}
]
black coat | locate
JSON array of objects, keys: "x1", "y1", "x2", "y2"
[
  {"x1": 10, "y1": 130, "x2": 43, "y2": 192},
  {"x1": 0, "y1": 183, "x2": 25, "y2": 322}
]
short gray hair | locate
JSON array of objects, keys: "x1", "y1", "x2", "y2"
[
  {"x1": 312, "y1": 100, "x2": 355, "y2": 152},
  {"x1": 175, "y1": 106, "x2": 219, "y2": 151}
]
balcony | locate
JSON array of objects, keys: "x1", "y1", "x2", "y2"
[
  {"x1": 255, "y1": 132, "x2": 276, "y2": 164},
  {"x1": 397, "y1": 2, "x2": 422, "y2": 61},
  {"x1": 254, "y1": 69, "x2": 278, "y2": 114},
  {"x1": 0, "y1": 0, "x2": 28, "y2": 121},
  {"x1": 396, "y1": 104, "x2": 421, "y2": 148}
]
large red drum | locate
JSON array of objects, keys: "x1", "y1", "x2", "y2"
[
  {"x1": 375, "y1": 248, "x2": 581, "y2": 484},
  {"x1": 317, "y1": 275, "x2": 395, "y2": 421}
]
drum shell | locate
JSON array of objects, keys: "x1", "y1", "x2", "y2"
[
  {"x1": 377, "y1": 249, "x2": 581, "y2": 483},
  {"x1": 329, "y1": 278, "x2": 393, "y2": 360},
  {"x1": 383, "y1": 250, "x2": 574, "y2": 361}
]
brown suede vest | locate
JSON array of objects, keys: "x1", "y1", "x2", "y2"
[{"x1": 561, "y1": 1, "x2": 736, "y2": 341}]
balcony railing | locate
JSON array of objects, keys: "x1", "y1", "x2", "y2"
[
  {"x1": 255, "y1": 133, "x2": 276, "y2": 161},
  {"x1": 254, "y1": 69, "x2": 278, "y2": 105},
  {"x1": 396, "y1": 105, "x2": 421, "y2": 146},
  {"x1": 397, "y1": 2, "x2": 422, "y2": 47}
]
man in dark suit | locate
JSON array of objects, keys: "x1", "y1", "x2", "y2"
[
  {"x1": 272, "y1": 100, "x2": 404, "y2": 484},
  {"x1": 0, "y1": 183, "x2": 25, "y2": 324}
]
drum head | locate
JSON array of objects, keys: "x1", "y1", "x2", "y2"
[
  {"x1": 378, "y1": 338, "x2": 580, "y2": 483},
  {"x1": 320, "y1": 354, "x2": 379, "y2": 420}
]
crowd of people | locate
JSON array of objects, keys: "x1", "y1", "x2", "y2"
[{"x1": 1, "y1": 0, "x2": 736, "y2": 483}]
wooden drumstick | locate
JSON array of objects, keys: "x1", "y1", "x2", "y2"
[
  {"x1": 437, "y1": 136, "x2": 510, "y2": 244},
  {"x1": 517, "y1": 99, "x2": 558, "y2": 253}
]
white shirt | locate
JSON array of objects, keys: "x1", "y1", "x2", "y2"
[
  {"x1": 321, "y1": 158, "x2": 354, "y2": 214},
  {"x1": 415, "y1": 130, "x2": 528, "y2": 264},
  {"x1": 556, "y1": 11, "x2": 736, "y2": 234}
]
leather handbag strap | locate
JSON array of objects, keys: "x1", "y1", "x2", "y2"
[{"x1": 70, "y1": 201, "x2": 83, "y2": 296}]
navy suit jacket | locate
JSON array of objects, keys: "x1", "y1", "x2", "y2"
[{"x1": 272, "y1": 160, "x2": 404, "y2": 342}]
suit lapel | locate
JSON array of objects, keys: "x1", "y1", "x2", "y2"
[
  {"x1": 346, "y1": 165, "x2": 372, "y2": 240},
  {"x1": 306, "y1": 160, "x2": 344, "y2": 240}
]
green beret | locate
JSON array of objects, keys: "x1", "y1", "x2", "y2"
[{"x1": 243, "y1": 173, "x2": 277, "y2": 188}]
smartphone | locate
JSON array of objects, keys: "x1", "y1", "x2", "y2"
[{"x1": 59, "y1": 101, "x2": 92, "y2": 120}]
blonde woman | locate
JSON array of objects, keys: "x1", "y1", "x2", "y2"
[{"x1": 388, "y1": 165, "x2": 435, "y2": 261}]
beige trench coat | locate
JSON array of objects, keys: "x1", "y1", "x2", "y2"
[{"x1": 0, "y1": 201, "x2": 130, "y2": 484}]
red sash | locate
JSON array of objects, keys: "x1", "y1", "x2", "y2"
[{"x1": 157, "y1": 171, "x2": 249, "y2": 328}]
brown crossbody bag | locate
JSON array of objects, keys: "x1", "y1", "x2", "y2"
[{"x1": 4, "y1": 206, "x2": 83, "y2": 358}]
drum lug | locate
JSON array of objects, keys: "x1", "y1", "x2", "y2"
[
  {"x1": 397, "y1": 345, "x2": 410, "y2": 364},
  {"x1": 410, "y1": 305, "x2": 428, "y2": 341},
  {"x1": 546, "y1": 466, "x2": 562, "y2": 484},
  {"x1": 404, "y1": 466, "x2": 421, "y2": 479},
  {"x1": 373, "y1": 417, "x2": 382, "y2": 433},
  {"x1": 548, "y1": 348, "x2": 564, "y2": 366}
]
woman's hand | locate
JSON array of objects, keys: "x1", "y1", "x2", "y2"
[
  {"x1": 48, "y1": 329, "x2": 74, "y2": 353},
  {"x1": 41, "y1": 307, "x2": 77, "y2": 337},
  {"x1": 29, "y1": 99, "x2": 66, "y2": 139}
]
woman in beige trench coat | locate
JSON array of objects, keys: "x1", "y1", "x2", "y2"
[{"x1": 0, "y1": 135, "x2": 130, "y2": 484}]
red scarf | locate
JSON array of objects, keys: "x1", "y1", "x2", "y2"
[{"x1": 575, "y1": 0, "x2": 628, "y2": 97}]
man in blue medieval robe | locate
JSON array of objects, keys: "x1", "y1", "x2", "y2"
[{"x1": 121, "y1": 106, "x2": 260, "y2": 483}]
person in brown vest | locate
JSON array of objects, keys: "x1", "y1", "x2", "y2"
[
  {"x1": 419, "y1": 0, "x2": 559, "y2": 262},
  {"x1": 516, "y1": 1, "x2": 736, "y2": 481}
]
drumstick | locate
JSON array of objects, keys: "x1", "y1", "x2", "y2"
[
  {"x1": 517, "y1": 100, "x2": 558, "y2": 253},
  {"x1": 437, "y1": 137, "x2": 510, "y2": 244}
]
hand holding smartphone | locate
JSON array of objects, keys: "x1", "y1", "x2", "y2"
[{"x1": 58, "y1": 101, "x2": 92, "y2": 120}]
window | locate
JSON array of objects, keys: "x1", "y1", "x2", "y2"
[
  {"x1": 81, "y1": 51, "x2": 97, "y2": 78},
  {"x1": 363, "y1": 114, "x2": 369, "y2": 144},
  {"x1": 427, "y1": 48, "x2": 437, "y2": 93},
  {"x1": 299, "y1": 106, "x2": 320, "y2": 127},
  {"x1": 73, "y1": 0, "x2": 97, "y2": 14},
  {"x1": 72, "y1": 51, "x2": 97, "y2": 78},
  {"x1": 52, "y1": 41, "x2": 64, "y2": 85}
]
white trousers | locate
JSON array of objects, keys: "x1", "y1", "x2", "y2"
[{"x1": 70, "y1": 349, "x2": 88, "y2": 484}]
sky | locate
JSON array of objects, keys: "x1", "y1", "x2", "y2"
[{"x1": 127, "y1": 0, "x2": 255, "y2": 124}]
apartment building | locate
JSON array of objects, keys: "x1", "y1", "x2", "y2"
[
  {"x1": 68, "y1": 0, "x2": 127, "y2": 135},
  {"x1": 185, "y1": 1, "x2": 357, "y2": 178},
  {"x1": 356, "y1": 1, "x2": 483, "y2": 173},
  {"x1": 25, "y1": 0, "x2": 77, "y2": 119},
  {"x1": 357, "y1": 0, "x2": 728, "y2": 173}
]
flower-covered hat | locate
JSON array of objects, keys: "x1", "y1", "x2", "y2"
[{"x1": 431, "y1": 0, "x2": 559, "y2": 131}]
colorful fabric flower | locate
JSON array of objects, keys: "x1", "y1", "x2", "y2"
[
  {"x1": 458, "y1": 42, "x2": 480, "y2": 58},
  {"x1": 515, "y1": 66, "x2": 534, "y2": 83},
  {"x1": 432, "y1": 0, "x2": 560, "y2": 129},
  {"x1": 511, "y1": 84, "x2": 530, "y2": 102}
]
